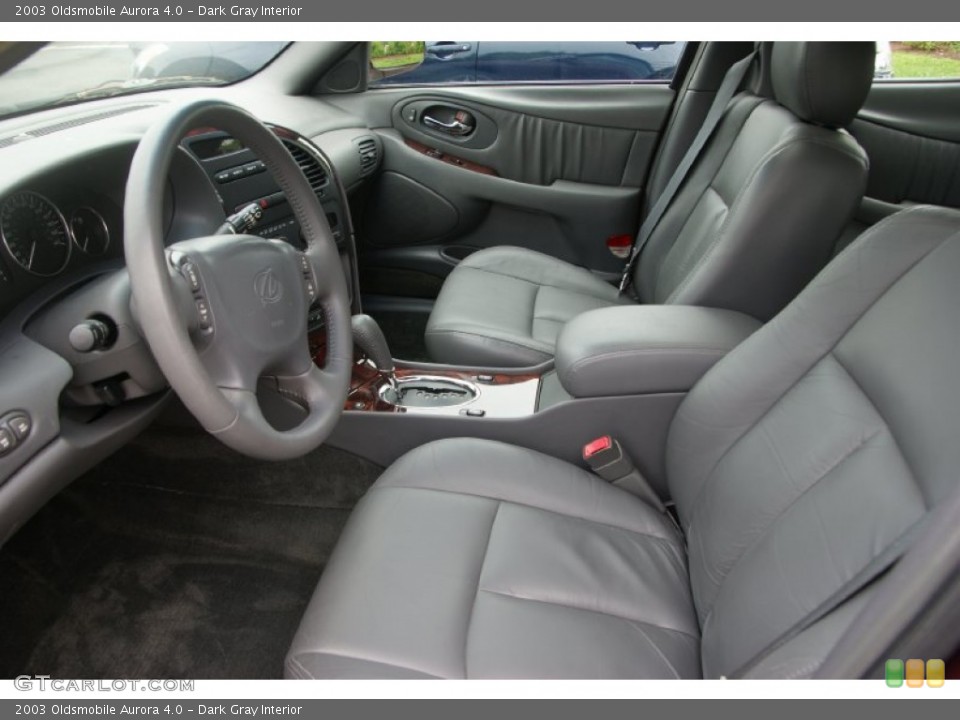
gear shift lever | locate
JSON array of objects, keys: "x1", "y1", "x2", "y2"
[{"x1": 351, "y1": 314, "x2": 399, "y2": 400}]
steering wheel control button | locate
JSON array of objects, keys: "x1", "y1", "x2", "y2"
[
  {"x1": 460, "y1": 408, "x2": 486, "y2": 418},
  {"x1": 195, "y1": 298, "x2": 213, "y2": 331},
  {"x1": 297, "y1": 252, "x2": 318, "y2": 302},
  {"x1": 6, "y1": 414, "x2": 31, "y2": 441},
  {"x1": 180, "y1": 261, "x2": 202, "y2": 293}
]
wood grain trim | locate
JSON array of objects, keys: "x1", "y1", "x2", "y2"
[
  {"x1": 309, "y1": 328, "x2": 538, "y2": 412},
  {"x1": 404, "y1": 139, "x2": 498, "y2": 176}
]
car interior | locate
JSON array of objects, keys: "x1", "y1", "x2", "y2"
[{"x1": 0, "y1": 39, "x2": 959, "y2": 680}]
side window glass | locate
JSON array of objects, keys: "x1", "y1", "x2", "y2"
[
  {"x1": 368, "y1": 41, "x2": 685, "y2": 87},
  {"x1": 875, "y1": 41, "x2": 960, "y2": 80},
  {"x1": 477, "y1": 42, "x2": 684, "y2": 83},
  {"x1": 368, "y1": 42, "x2": 426, "y2": 84}
]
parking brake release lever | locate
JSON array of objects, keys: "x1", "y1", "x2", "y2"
[{"x1": 351, "y1": 314, "x2": 399, "y2": 399}]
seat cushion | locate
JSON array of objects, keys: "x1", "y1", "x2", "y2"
[
  {"x1": 425, "y1": 247, "x2": 627, "y2": 367},
  {"x1": 285, "y1": 439, "x2": 700, "y2": 679}
]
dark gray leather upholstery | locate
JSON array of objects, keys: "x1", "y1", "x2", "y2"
[
  {"x1": 770, "y1": 42, "x2": 875, "y2": 128},
  {"x1": 426, "y1": 42, "x2": 873, "y2": 367},
  {"x1": 286, "y1": 439, "x2": 698, "y2": 679},
  {"x1": 425, "y1": 245, "x2": 631, "y2": 367},
  {"x1": 555, "y1": 305, "x2": 760, "y2": 398},
  {"x1": 288, "y1": 206, "x2": 960, "y2": 678}
]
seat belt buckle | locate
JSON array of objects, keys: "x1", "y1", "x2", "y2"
[
  {"x1": 617, "y1": 265, "x2": 633, "y2": 294},
  {"x1": 606, "y1": 234, "x2": 633, "y2": 260},
  {"x1": 583, "y1": 435, "x2": 630, "y2": 480},
  {"x1": 583, "y1": 435, "x2": 668, "y2": 515}
]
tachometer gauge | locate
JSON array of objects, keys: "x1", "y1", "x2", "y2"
[
  {"x1": 0, "y1": 192, "x2": 71, "y2": 277},
  {"x1": 70, "y1": 206, "x2": 110, "y2": 256}
]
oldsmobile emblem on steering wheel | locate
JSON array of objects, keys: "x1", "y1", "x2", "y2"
[{"x1": 253, "y1": 267, "x2": 284, "y2": 305}]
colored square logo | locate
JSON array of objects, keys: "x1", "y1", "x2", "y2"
[
  {"x1": 886, "y1": 659, "x2": 904, "y2": 687},
  {"x1": 927, "y1": 659, "x2": 945, "y2": 688},
  {"x1": 906, "y1": 658, "x2": 925, "y2": 687}
]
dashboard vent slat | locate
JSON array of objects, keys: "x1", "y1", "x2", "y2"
[
  {"x1": 283, "y1": 139, "x2": 329, "y2": 195},
  {"x1": 356, "y1": 137, "x2": 379, "y2": 176},
  {"x1": 0, "y1": 104, "x2": 157, "y2": 148}
]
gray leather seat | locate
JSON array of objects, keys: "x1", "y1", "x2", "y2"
[
  {"x1": 425, "y1": 42, "x2": 874, "y2": 367},
  {"x1": 287, "y1": 206, "x2": 960, "y2": 678}
]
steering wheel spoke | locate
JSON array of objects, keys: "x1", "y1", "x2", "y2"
[{"x1": 124, "y1": 99, "x2": 352, "y2": 460}]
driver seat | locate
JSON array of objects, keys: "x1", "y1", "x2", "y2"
[{"x1": 286, "y1": 207, "x2": 960, "y2": 678}]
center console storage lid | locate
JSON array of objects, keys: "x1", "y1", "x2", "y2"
[{"x1": 555, "y1": 305, "x2": 761, "y2": 398}]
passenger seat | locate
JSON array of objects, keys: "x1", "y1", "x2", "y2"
[{"x1": 425, "y1": 42, "x2": 875, "y2": 367}]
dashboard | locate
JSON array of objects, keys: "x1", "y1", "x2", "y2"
[
  {"x1": 0, "y1": 87, "x2": 381, "y2": 540},
  {"x1": 0, "y1": 108, "x2": 375, "y2": 319}
]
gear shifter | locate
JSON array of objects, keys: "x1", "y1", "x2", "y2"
[{"x1": 351, "y1": 314, "x2": 399, "y2": 401}]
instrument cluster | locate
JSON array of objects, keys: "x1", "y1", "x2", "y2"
[{"x1": 0, "y1": 189, "x2": 115, "y2": 280}]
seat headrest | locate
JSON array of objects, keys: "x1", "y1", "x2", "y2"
[{"x1": 770, "y1": 42, "x2": 875, "y2": 128}]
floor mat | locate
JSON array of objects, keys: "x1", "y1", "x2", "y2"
[{"x1": 0, "y1": 427, "x2": 382, "y2": 679}]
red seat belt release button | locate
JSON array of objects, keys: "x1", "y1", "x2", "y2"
[
  {"x1": 583, "y1": 435, "x2": 613, "y2": 460},
  {"x1": 606, "y1": 234, "x2": 633, "y2": 259}
]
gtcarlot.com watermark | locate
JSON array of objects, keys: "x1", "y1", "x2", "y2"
[{"x1": 15, "y1": 676, "x2": 195, "y2": 692}]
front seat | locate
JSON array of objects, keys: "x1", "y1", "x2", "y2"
[
  {"x1": 286, "y1": 206, "x2": 960, "y2": 678},
  {"x1": 424, "y1": 42, "x2": 875, "y2": 367}
]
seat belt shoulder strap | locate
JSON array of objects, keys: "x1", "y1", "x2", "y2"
[{"x1": 619, "y1": 49, "x2": 758, "y2": 294}]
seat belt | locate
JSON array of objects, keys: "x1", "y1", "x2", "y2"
[
  {"x1": 618, "y1": 48, "x2": 758, "y2": 295},
  {"x1": 728, "y1": 513, "x2": 931, "y2": 679}
]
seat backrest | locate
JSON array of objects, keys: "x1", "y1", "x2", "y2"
[
  {"x1": 666, "y1": 206, "x2": 960, "y2": 677},
  {"x1": 632, "y1": 42, "x2": 874, "y2": 321}
]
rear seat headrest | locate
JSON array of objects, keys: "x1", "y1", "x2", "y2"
[{"x1": 770, "y1": 42, "x2": 875, "y2": 128}]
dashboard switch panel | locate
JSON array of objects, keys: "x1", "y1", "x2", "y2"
[
  {"x1": 0, "y1": 410, "x2": 32, "y2": 456},
  {"x1": 0, "y1": 427, "x2": 13, "y2": 456},
  {"x1": 7, "y1": 414, "x2": 31, "y2": 441}
]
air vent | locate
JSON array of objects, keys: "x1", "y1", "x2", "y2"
[
  {"x1": 283, "y1": 139, "x2": 329, "y2": 194},
  {"x1": 356, "y1": 137, "x2": 379, "y2": 176},
  {"x1": 0, "y1": 104, "x2": 157, "y2": 148}
]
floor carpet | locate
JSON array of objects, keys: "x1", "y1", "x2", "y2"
[{"x1": 0, "y1": 426, "x2": 382, "y2": 679}]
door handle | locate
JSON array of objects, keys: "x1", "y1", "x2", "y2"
[
  {"x1": 423, "y1": 115, "x2": 473, "y2": 136},
  {"x1": 422, "y1": 109, "x2": 476, "y2": 137},
  {"x1": 426, "y1": 43, "x2": 472, "y2": 58}
]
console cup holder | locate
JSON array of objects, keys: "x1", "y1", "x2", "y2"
[{"x1": 379, "y1": 375, "x2": 479, "y2": 408}]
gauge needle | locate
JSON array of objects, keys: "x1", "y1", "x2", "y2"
[{"x1": 28, "y1": 241, "x2": 36, "y2": 270}]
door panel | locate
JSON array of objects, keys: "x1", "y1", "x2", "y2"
[
  {"x1": 849, "y1": 82, "x2": 960, "y2": 220},
  {"x1": 334, "y1": 83, "x2": 676, "y2": 298}
]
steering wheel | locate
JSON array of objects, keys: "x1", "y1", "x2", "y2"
[{"x1": 124, "y1": 99, "x2": 352, "y2": 460}]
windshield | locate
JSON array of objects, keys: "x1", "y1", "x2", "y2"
[{"x1": 0, "y1": 41, "x2": 290, "y2": 119}]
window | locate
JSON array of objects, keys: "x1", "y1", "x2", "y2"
[
  {"x1": 876, "y1": 41, "x2": 960, "y2": 81},
  {"x1": 368, "y1": 41, "x2": 685, "y2": 87}
]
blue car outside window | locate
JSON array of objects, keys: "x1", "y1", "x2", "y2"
[{"x1": 371, "y1": 41, "x2": 685, "y2": 87}]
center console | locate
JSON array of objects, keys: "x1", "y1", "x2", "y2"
[
  {"x1": 308, "y1": 326, "x2": 540, "y2": 418},
  {"x1": 311, "y1": 305, "x2": 761, "y2": 497}
]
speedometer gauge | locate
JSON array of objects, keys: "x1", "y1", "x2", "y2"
[{"x1": 0, "y1": 191, "x2": 71, "y2": 277}]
